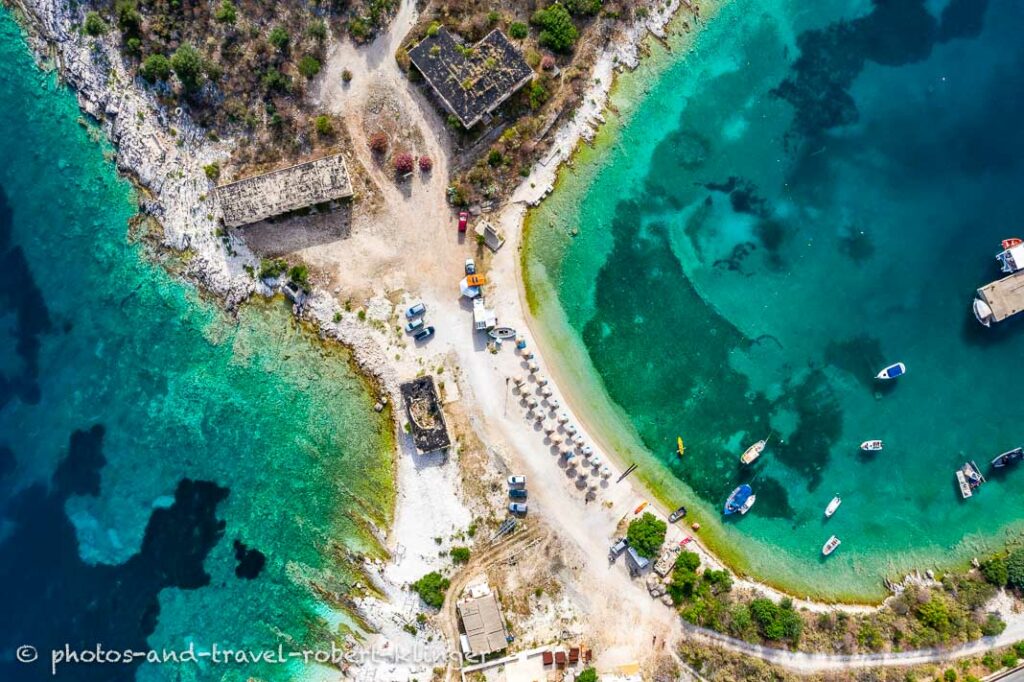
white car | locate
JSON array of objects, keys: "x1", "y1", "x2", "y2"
[
  {"x1": 508, "y1": 503, "x2": 528, "y2": 514},
  {"x1": 507, "y1": 475, "x2": 526, "y2": 488},
  {"x1": 465, "y1": 258, "x2": 476, "y2": 275}
]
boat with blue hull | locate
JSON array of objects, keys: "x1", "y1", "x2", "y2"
[
  {"x1": 992, "y1": 448, "x2": 1024, "y2": 468},
  {"x1": 723, "y1": 484, "x2": 756, "y2": 515}
]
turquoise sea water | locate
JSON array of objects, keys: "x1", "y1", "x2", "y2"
[
  {"x1": 0, "y1": 9, "x2": 393, "y2": 680},
  {"x1": 525, "y1": 0, "x2": 1024, "y2": 600}
]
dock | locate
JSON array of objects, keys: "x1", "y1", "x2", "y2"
[{"x1": 973, "y1": 270, "x2": 1024, "y2": 326}]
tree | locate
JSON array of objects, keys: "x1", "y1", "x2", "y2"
[
  {"x1": 418, "y1": 156, "x2": 433, "y2": 172},
  {"x1": 214, "y1": 0, "x2": 237, "y2": 24},
  {"x1": 268, "y1": 26, "x2": 290, "y2": 51},
  {"x1": 667, "y1": 565, "x2": 698, "y2": 605},
  {"x1": 565, "y1": 0, "x2": 603, "y2": 15},
  {"x1": 626, "y1": 513, "x2": 666, "y2": 558},
  {"x1": 674, "y1": 551, "x2": 700, "y2": 572},
  {"x1": 1006, "y1": 547, "x2": 1024, "y2": 588},
  {"x1": 369, "y1": 132, "x2": 388, "y2": 153},
  {"x1": 140, "y1": 54, "x2": 171, "y2": 83},
  {"x1": 449, "y1": 546, "x2": 470, "y2": 564},
  {"x1": 982, "y1": 556, "x2": 1009, "y2": 587},
  {"x1": 531, "y1": 4, "x2": 578, "y2": 53},
  {"x1": 509, "y1": 22, "x2": 529, "y2": 40},
  {"x1": 288, "y1": 264, "x2": 310, "y2": 290},
  {"x1": 980, "y1": 612, "x2": 1006, "y2": 636},
  {"x1": 261, "y1": 68, "x2": 291, "y2": 93},
  {"x1": 84, "y1": 12, "x2": 107, "y2": 37},
  {"x1": 394, "y1": 153, "x2": 415, "y2": 174},
  {"x1": 298, "y1": 55, "x2": 321, "y2": 79},
  {"x1": 314, "y1": 115, "x2": 332, "y2": 136},
  {"x1": 203, "y1": 163, "x2": 220, "y2": 181},
  {"x1": 915, "y1": 596, "x2": 951, "y2": 636},
  {"x1": 171, "y1": 43, "x2": 204, "y2": 92},
  {"x1": 749, "y1": 598, "x2": 802, "y2": 643},
  {"x1": 529, "y1": 81, "x2": 549, "y2": 110},
  {"x1": 412, "y1": 571, "x2": 450, "y2": 608},
  {"x1": 577, "y1": 669, "x2": 597, "y2": 682}
]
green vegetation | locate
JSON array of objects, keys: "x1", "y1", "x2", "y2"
[
  {"x1": 412, "y1": 571, "x2": 450, "y2": 609},
  {"x1": 531, "y1": 4, "x2": 578, "y2": 53},
  {"x1": 449, "y1": 546, "x2": 470, "y2": 564},
  {"x1": 314, "y1": 115, "x2": 332, "y2": 136},
  {"x1": 981, "y1": 556, "x2": 1009, "y2": 587},
  {"x1": 509, "y1": 22, "x2": 529, "y2": 40},
  {"x1": 261, "y1": 68, "x2": 291, "y2": 94},
  {"x1": 268, "y1": 26, "x2": 291, "y2": 52},
  {"x1": 258, "y1": 258, "x2": 287, "y2": 280},
  {"x1": 749, "y1": 598, "x2": 803, "y2": 644},
  {"x1": 426, "y1": 21, "x2": 441, "y2": 38},
  {"x1": 576, "y1": 669, "x2": 597, "y2": 682},
  {"x1": 213, "y1": 0, "x2": 237, "y2": 24},
  {"x1": 288, "y1": 264, "x2": 310, "y2": 291},
  {"x1": 564, "y1": 0, "x2": 602, "y2": 15},
  {"x1": 626, "y1": 513, "x2": 666, "y2": 559},
  {"x1": 170, "y1": 43, "x2": 204, "y2": 92},
  {"x1": 203, "y1": 163, "x2": 220, "y2": 181},
  {"x1": 1007, "y1": 546, "x2": 1024, "y2": 588},
  {"x1": 84, "y1": 12, "x2": 108, "y2": 37},
  {"x1": 140, "y1": 54, "x2": 171, "y2": 83},
  {"x1": 529, "y1": 81, "x2": 550, "y2": 110},
  {"x1": 298, "y1": 55, "x2": 322, "y2": 79}
]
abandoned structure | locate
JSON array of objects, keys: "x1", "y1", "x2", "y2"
[
  {"x1": 457, "y1": 584, "x2": 510, "y2": 659},
  {"x1": 408, "y1": 27, "x2": 534, "y2": 128},
  {"x1": 215, "y1": 154, "x2": 353, "y2": 228},
  {"x1": 399, "y1": 376, "x2": 451, "y2": 453}
]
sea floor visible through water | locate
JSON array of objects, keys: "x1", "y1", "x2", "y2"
[
  {"x1": 525, "y1": 0, "x2": 1024, "y2": 601},
  {"x1": 0, "y1": 9, "x2": 393, "y2": 680}
]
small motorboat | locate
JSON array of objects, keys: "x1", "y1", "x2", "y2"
[
  {"x1": 822, "y1": 535, "x2": 841, "y2": 556},
  {"x1": 973, "y1": 297, "x2": 995, "y2": 327},
  {"x1": 676, "y1": 437, "x2": 686, "y2": 457},
  {"x1": 723, "y1": 484, "x2": 756, "y2": 515},
  {"x1": 860, "y1": 440, "x2": 883, "y2": 452},
  {"x1": 668, "y1": 506, "x2": 687, "y2": 523},
  {"x1": 876, "y1": 362, "x2": 906, "y2": 380},
  {"x1": 992, "y1": 447, "x2": 1024, "y2": 468},
  {"x1": 956, "y1": 461, "x2": 986, "y2": 499},
  {"x1": 824, "y1": 495, "x2": 842, "y2": 518},
  {"x1": 1002, "y1": 238, "x2": 1023, "y2": 250},
  {"x1": 488, "y1": 326, "x2": 516, "y2": 340},
  {"x1": 740, "y1": 438, "x2": 767, "y2": 465}
]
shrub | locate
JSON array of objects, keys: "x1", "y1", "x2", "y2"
[
  {"x1": 576, "y1": 669, "x2": 597, "y2": 682},
  {"x1": 531, "y1": 4, "x2": 578, "y2": 53},
  {"x1": 84, "y1": 12, "x2": 107, "y2": 36},
  {"x1": 980, "y1": 612, "x2": 1006, "y2": 636},
  {"x1": 1002, "y1": 653, "x2": 1019, "y2": 669},
  {"x1": 667, "y1": 565, "x2": 698, "y2": 605},
  {"x1": 509, "y1": 22, "x2": 529, "y2": 39},
  {"x1": 140, "y1": 54, "x2": 171, "y2": 83},
  {"x1": 487, "y1": 11, "x2": 501, "y2": 24},
  {"x1": 369, "y1": 132, "x2": 388, "y2": 153},
  {"x1": 307, "y1": 19, "x2": 328, "y2": 41},
  {"x1": 342, "y1": 68, "x2": 353, "y2": 82},
  {"x1": 626, "y1": 513, "x2": 666, "y2": 558},
  {"x1": 487, "y1": 149, "x2": 504, "y2": 167},
  {"x1": 203, "y1": 163, "x2": 220, "y2": 181},
  {"x1": 214, "y1": 0, "x2": 237, "y2": 24},
  {"x1": 412, "y1": 571, "x2": 450, "y2": 608},
  {"x1": 982, "y1": 556, "x2": 1009, "y2": 586},
  {"x1": 1006, "y1": 547, "x2": 1024, "y2": 588},
  {"x1": 394, "y1": 153, "x2": 415, "y2": 174},
  {"x1": 450, "y1": 546, "x2": 470, "y2": 564},
  {"x1": 418, "y1": 156, "x2": 433, "y2": 172},
  {"x1": 288, "y1": 264, "x2": 310, "y2": 290},
  {"x1": 915, "y1": 596, "x2": 951, "y2": 636},
  {"x1": 529, "y1": 81, "x2": 549, "y2": 109},
  {"x1": 298, "y1": 55, "x2": 321, "y2": 79},
  {"x1": 541, "y1": 55, "x2": 556, "y2": 70},
  {"x1": 749, "y1": 598, "x2": 802, "y2": 642},
  {"x1": 115, "y1": 0, "x2": 142, "y2": 33},
  {"x1": 565, "y1": 0, "x2": 603, "y2": 15},
  {"x1": 314, "y1": 115, "x2": 332, "y2": 136},
  {"x1": 261, "y1": 68, "x2": 291, "y2": 93},
  {"x1": 426, "y1": 21, "x2": 441, "y2": 37},
  {"x1": 171, "y1": 44, "x2": 204, "y2": 92},
  {"x1": 258, "y1": 258, "x2": 287, "y2": 279},
  {"x1": 268, "y1": 26, "x2": 290, "y2": 51}
]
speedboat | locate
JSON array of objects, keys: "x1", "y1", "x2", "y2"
[
  {"x1": 488, "y1": 326, "x2": 516, "y2": 340},
  {"x1": 876, "y1": 362, "x2": 906, "y2": 380},
  {"x1": 1002, "y1": 238, "x2": 1023, "y2": 250},
  {"x1": 822, "y1": 535, "x2": 841, "y2": 556},
  {"x1": 668, "y1": 506, "x2": 687, "y2": 523},
  {"x1": 992, "y1": 447, "x2": 1024, "y2": 468},
  {"x1": 724, "y1": 484, "x2": 756, "y2": 515},
  {"x1": 860, "y1": 440, "x2": 883, "y2": 452},
  {"x1": 740, "y1": 439, "x2": 767, "y2": 465},
  {"x1": 973, "y1": 297, "x2": 994, "y2": 327},
  {"x1": 824, "y1": 495, "x2": 842, "y2": 518}
]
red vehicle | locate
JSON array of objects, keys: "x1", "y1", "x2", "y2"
[
  {"x1": 680, "y1": 536, "x2": 694, "y2": 547},
  {"x1": 458, "y1": 211, "x2": 468, "y2": 233}
]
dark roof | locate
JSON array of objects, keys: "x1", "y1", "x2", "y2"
[
  {"x1": 399, "y1": 376, "x2": 451, "y2": 452},
  {"x1": 408, "y1": 27, "x2": 534, "y2": 128}
]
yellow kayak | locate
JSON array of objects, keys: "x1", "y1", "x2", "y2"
[{"x1": 677, "y1": 437, "x2": 685, "y2": 457}]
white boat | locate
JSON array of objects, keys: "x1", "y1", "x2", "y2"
[
  {"x1": 860, "y1": 440, "x2": 883, "y2": 451},
  {"x1": 997, "y1": 243, "x2": 1024, "y2": 274},
  {"x1": 822, "y1": 535, "x2": 841, "y2": 556},
  {"x1": 876, "y1": 362, "x2": 906, "y2": 380},
  {"x1": 956, "y1": 469, "x2": 972, "y2": 498},
  {"x1": 973, "y1": 297, "x2": 994, "y2": 327},
  {"x1": 740, "y1": 438, "x2": 767, "y2": 465},
  {"x1": 824, "y1": 495, "x2": 842, "y2": 518}
]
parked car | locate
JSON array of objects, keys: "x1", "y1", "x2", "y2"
[
  {"x1": 404, "y1": 318, "x2": 424, "y2": 333},
  {"x1": 508, "y1": 502, "x2": 528, "y2": 514},
  {"x1": 465, "y1": 258, "x2": 476, "y2": 275},
  {"x1": 413, "y1": 326, "x2": 435, "y2": 341},
  {"x1": 405, "y1": 302, "x2": 426, "y2": 318},
  {"x1": 509, "y1": 488, "x2": 528, "y2": 500},
  {"x1": 609, "y1": 537, "x2": 628, "y2": 561},
  {"x1": 507, "y1": 475, "x2": 526, "y2": 487},
  {"x1": 680, "y1": 536, "x2": 694, "y2": 547},
  {"x1": 458, "y1": 211, "x2": 468, "y2": 233}
]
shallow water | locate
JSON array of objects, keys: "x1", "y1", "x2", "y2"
[
  {"x1": 0, "y1": 10, "x2": 393, "y2": 679},
  {"x1": 525, "y1": 0, "x2": 1024, "y2": 600}
]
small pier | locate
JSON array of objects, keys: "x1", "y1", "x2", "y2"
[{"x1": 973, "y1": 271, "x2": 1024, "y2": 326}]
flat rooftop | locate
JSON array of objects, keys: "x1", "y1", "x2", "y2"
[
  {"x1": 978, "y1": 271, "x2": 1024, "y2": 322},
  {"x1": 408, "y1": 27, "x2": 534, "y2": 128},
  {"x1": 216, "y1": 154, "x2": 353, "y2": 228},
  {"x1": 457, "y1": 591, "x2": 508, "y2": 657}
]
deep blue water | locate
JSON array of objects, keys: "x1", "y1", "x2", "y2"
[
  {"x1": 0, "y1": 9, "x2": 393, "y2": 679},
  {"x1": 525, "y1": 0, "x2": 1024, "y2": 598}
]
